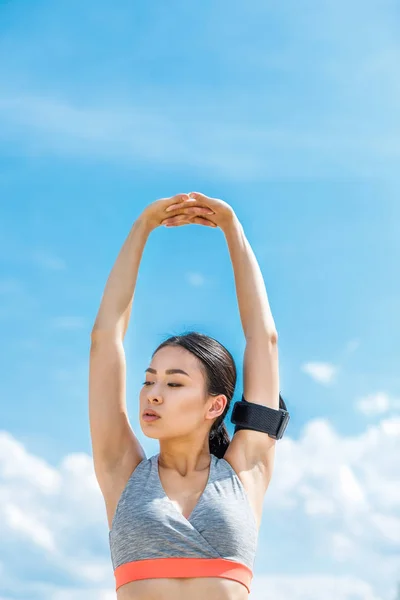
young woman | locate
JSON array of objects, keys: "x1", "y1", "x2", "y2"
[{"x1": 89, "y1": 192, "x2": 284, "y2": 600}]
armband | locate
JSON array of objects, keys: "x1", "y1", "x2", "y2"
[{"x1": 230, "y1": 395, "x2": 290, "y2": 440}]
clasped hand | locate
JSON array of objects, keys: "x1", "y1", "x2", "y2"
[{"x1": 142, "y1": 192, "x2": 235, "y2": 232}]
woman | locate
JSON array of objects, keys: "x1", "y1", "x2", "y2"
[{"x1": 89, "y1": 192, "x2": 285, "y2": 599}]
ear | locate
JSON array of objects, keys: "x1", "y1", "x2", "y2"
[{"x1": 207, "y1": 394, "x2": 228, "y2": 420}]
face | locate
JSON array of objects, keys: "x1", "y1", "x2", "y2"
[{"x1": 139, "y1": 345, "x2": 226, "y2": 441}]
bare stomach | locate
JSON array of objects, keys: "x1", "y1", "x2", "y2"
[{"x1": 116, "y1": 576, "x2": 249, "y2": 600}]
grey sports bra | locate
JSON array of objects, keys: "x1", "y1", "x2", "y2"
[{"x1": 109, "y1": 453, "x2": 259, "y2": 593}]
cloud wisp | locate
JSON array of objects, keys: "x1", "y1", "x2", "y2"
[{"x1": 1, "y1": 90, "x2": 400, "y2": 181}]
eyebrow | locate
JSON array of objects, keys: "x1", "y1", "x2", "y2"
[{"x1": 145, "y1": 368, "x2": 191, "y2": 377}]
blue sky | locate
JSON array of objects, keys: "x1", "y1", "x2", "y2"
[{"x1": 0, "y1": 1, "x2": 399, "y2": 599}]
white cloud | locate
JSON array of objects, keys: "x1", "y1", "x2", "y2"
[
  {"x1": 331, "y1": 532, "x2": 357, "y2": 562},
  {"x1": 0, "y1": 579, "x2": 115, "y2": 600},
  {"x1": 301, "y1": 361, "x2": 338, "y2": 385},
  {"x1": 0, "y1": 432, "x2": 60, "y2": 493},
  {"x1": 265, "y1": 416, "x2": 400, "y2": 595},
  {"x1": 249, "y1": 574, "x2": 384, "y2": 600},
  {"x1": 0, "y1": 432, "x2": 112, "y2": 596},
  {"x1": 356, "y1": 392, "x2": 400, "y2": 416},
  {"x1": 0, "y1": 411, "x2": 399, "y2": 598},
  {"x1": 4, "y1": 501, "x2": 56, "y2": 551},
  {"x1": 268, "y1": 416, "x2": 400, "y2": 514}
]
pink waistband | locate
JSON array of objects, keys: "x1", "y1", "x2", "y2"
[{"x1": 114, "y1": 557, "x2": 253, "y2": 593}]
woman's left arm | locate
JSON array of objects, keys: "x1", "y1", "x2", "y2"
[
  {"x1": 162, "y1": 191, "x2": 280, "y2": 412},
  {"x1": 222, "y1": 214, "x2": 280, "y2": 412}
]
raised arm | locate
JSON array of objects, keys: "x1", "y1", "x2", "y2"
[
  {"x1": 164, "y1": 192, "x2": 279, "y2": 408},
  {"x1": 90, "y1": 216, "x2": 151, "y2": 477},
  {"x1": 89, "y1": 194, "x2": 214, "y2": 525},
  {"x1": 222, "y1": 214, "x2": 279, "y2": 412},
  {"x1": 164, "y1": 192, "x2": 280, "y2": 492}
]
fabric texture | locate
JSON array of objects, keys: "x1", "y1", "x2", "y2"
[{"x1": 109, "y1": 453, "x2": 259, "y2": 593}]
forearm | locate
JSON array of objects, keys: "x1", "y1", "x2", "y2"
[
  {"x1": 223, "y1": 216, "x2": 278, "y2": 341},
  {"x1": 91, "y1": 217, "x2": 152, "y2": 340}
]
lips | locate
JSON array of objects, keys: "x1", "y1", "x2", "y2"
[{"x1": 143, "y1": 409, "x2": 161, "y2": 418}]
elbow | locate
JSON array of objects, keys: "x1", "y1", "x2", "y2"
[
  {"x1": 90, "y1": 327, "x2": 123, "y2": 345},
  {"x1": 245, "y1": 329, "x2": 278, "y2": 345},
  {"x1": 269, "y1": 330, "x2": 278, "y2": 345}
]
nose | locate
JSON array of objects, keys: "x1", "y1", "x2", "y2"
[
  {"x1": 146, "y1": 388, "x2": 162, "y2": 404},
  {"x1": 149, "y1": 396, "x2": 162, "y2": 404}
]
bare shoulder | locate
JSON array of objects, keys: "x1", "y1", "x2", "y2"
[
  {"x1": 89, "y1": 333, "x2": 147, "y2": 530},
  {"x1": 223, "y1": 430, "x2": 277, "y2": 528}
]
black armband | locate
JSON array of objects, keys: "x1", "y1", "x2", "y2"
[{"x1": 230, "y1": 395, "x2": 290, "y2": 440}]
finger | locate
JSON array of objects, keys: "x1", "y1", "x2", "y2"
[
  {"x1": 163, "y1": 194, "x2": 190, "y2": 209},
  {"x1": 185, "y1": 192, "x2": 219, "y2": 211},
  {"x1": 189, "y1": 191, "x2": 217, "y2": 205},
  {"x1": 170, "y1": 193, "x2": 190, "y2": 202},
  {"x1": 162, "y1": 207, "x2": 214, "y2": 224},
  {"x1": 165, "y1": 221, "x2": 191, "y2": 227},
  {"x1": 184, "y1": 206, "x2": 215, "y2": 215},
  {"x1": 191, "y1": 216, "x2": 218, "y2": 227},
  {"x1": 165, "y1": 199, "x2": 196, "y2": 213},
  {"x1": 161, "y1": 214, "x2": 191, "y2": 226},
  {"x1": 166, "y1": 202, "x2": 214, "y2": 214}
]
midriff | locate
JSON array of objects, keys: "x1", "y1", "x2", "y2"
[{"x1": 117, "y1": 577, "x2": 249, "y2": 600}]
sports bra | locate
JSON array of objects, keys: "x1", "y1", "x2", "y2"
[{"x1": 109, "y1": 452, "x2": 259, "y2": 594}]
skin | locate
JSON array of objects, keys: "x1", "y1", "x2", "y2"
[
  {"x1": 91, "y1": 192, "x2": 265, "y2": 598},
  {"x1": 130, "y1": 343, "x2": 250, "y2": 598},
  {"x1": 141, "y1": 191, "x2": 235, "y2": 234},
  {"x1": 140, "y1": 345, "x2": 228, "y2": 474},
  {"x1": 139, "y1": 192, "x2": 236, "y2": 475}
]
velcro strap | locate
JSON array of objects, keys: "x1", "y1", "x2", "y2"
[{"x1": 230, "y1": 398, "x2": 289, "y2": 439}]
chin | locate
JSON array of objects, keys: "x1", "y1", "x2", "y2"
[{"x1": 141, "y1": 427, "x2": 161, "y2": 439}]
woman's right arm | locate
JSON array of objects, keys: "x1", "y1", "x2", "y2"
[
  {"x1": 89, "y1": 195, "x2": 213, "y2": 508},
  {"x1": 89, "y1": 217, "x2": 152, "y2": 499}
]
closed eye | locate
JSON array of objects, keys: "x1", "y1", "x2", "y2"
[{"x1": 142, "y1": 382, "x2": 182, "y2": 387}]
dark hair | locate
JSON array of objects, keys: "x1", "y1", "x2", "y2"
[{"x1": 153, "y1": 331, "x2": 286, "y2": 459}]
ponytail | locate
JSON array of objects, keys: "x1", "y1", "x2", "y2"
[{"x1": 209, "y1": 420, "x2": 230, "y2": 459}]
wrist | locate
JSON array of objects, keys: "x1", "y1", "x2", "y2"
[
  {"x1": 221, "y1": 212, "x2": 242, "y2": 236},
  {"x1": 137, "y1": 211, "x2": 157, "y2": 235}
]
